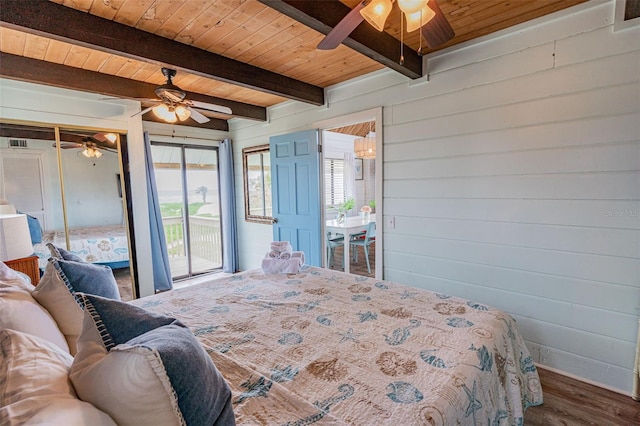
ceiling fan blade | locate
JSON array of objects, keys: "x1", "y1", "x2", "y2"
[
  {"x1": 131, "y1": 106, "x2": 154, "y2": 118},
  {"x1": 187, "y1": 106, "x2": 211, "y2": 124},
  {"x1": 53, "y1": 142, "x2": 83, "y2": 149},
  {"x1": 420, "y1": 0, "x2": 455, "y2": 49},
  {"x1": 189, "y1": 100, "x2": 232, "y2": 115},
  {"x1": 317, "y1": 1, "x2": 367, "y2": 50},
  {"x1": 91, "y1": 132, "x2": 118, "y2": 145}
]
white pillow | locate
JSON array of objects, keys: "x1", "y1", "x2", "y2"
[
  {"x1": 0, "y1": 261, "x2": 22, "y2": 281},
  {"x1": 0, "y1": 276, "x2": 69, "y2": 354},
  {"x1": 31, "y1": 261, "x2": 82, "y2": 354},
  {"x1": 0, "y1": 329, "x2": 115, "y2": 426},
  {"x1": 70, "y1": 293, "x2": 236, "y2": 426}
]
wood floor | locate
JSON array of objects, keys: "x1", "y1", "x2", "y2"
[
  {"x1": 525, "y1": 368, "x2": 640, "y2": 425},
  {"x1": 328, "y1": 242, "x2": 376, "y2": 278}
]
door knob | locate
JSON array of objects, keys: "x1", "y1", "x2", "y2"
[{"x1": 272, "y1": 218, "x2": 278, "y2": 224}]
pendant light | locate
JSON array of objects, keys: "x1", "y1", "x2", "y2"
[{"x1": 354, "y1": 122, "x2": 376, "y2": 159}]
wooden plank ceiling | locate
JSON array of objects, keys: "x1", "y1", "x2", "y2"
[{"x1": 0, "y1": 0, "x2": 587, "y2": 129}]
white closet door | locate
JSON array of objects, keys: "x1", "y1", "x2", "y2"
[{"x1": 1, "y1": 152, "x2": 47, "y2": 229}]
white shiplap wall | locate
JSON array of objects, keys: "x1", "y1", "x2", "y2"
[{"x1": 231, "y1": 0, "x2": 640, "y2": 394}]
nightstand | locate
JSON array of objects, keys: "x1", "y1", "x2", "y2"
[{"x1": 5, "y1": 255, "x2": 40, "y2": 286}]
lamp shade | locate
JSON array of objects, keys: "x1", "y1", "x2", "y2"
[
  {"x1": 0, "y1": 204, "x2": 16, "y2": 214},
  {"x1": 398, "y1": 0, "x2": 428, "y2": 14},
  {"x1": 405, "y1": 5, "x2": 436, "y2": 32},
  {"x1": 0, "y1": 214, "x2": 34, "y2": 261},
  {"x1": 360, "y1": 0, "x2": 394, "y2": 32},
  {"x1": 354, "y1": 132, "x2": 376, "y2": 159}
]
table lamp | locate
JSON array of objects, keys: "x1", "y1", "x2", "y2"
[
  {"x1": 0, "y1": 203, "x2": 16, "y2": 214},
  {"x1": 0, "y1": 214, "x2": 34, "y2": 261}
]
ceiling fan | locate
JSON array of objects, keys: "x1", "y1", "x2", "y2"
[
  {"x1": 55, "y1": 133, "x2": 118, "y2": 159},
  {"x1": 134, "y1": 68, "x2": 232, "y2": 124},
  {"x1": 317, "y1": 0, "x2": 454, "y2": 54}
]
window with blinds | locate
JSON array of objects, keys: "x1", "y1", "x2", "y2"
[{"x1": 324, "y1": 159, "x2": 344, "y2": 207}]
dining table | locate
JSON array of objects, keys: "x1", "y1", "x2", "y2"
[{"x1": 325, "y1": 213, "x2": 375, "y2": 274}]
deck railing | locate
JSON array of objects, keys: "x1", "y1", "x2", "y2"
[{"x1": 162, "y1": 216, "x2": 222, "y2": 265}]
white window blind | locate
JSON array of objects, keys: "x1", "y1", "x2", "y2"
[{"x1": 324, "y1": 159, "x2": 344, "y2": 207}]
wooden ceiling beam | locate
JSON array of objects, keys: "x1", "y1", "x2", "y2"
[
  {"x1": 0, "y1": 0, "x2": 324, "y2": 106},
  {"x1": 259, "y1": 0, "x2": 422, "y2": 79},
  {"x1": 0, "y1": 53, "x2": 262, "y2": 126},
  {"x1": 0, "y1": 124, "x2": 96, "y2": 144}
]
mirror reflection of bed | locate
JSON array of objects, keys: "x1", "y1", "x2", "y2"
[{"x1": 0, "y1": 123, "x2": 134, "y2": 300}]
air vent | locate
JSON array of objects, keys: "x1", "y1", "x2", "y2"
[{"x1": 9, "y1": 139, "x2": 28, "y2": 148}]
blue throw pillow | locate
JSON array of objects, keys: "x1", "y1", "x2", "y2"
[
  {"x1": 51, "y1": 258, "x2": 120, "y2": 301},
  {"x1": 46, "y1": 243, "x2": 84, "y2": 263},
  {"x1": 70, "y1": 294, "x2": 236, "y2": 426},
  {"x1": 17, "y1": 211, "x2": 42, "y2": 244}
]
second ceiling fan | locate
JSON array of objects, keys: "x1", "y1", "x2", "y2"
[
  {"x1": 318, "y1": 0, "x2": 454, "y2": 53},
  {"x1": 56, "y1": 133, "x2": 118, "y2": 159}
]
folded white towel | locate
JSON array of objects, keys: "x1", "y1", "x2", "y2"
[
  {"x1": 290, "y1": 251, "x2": 305, "y2": 265},
  {"x1": 270, "y1": 241, "x2": 292, "y2": 254},
  {"x1": 279, "y1": 252, "x2": 292, "y2": 260},
  {"x1": 267, "y1": 250, "x2": 280, "y2": 259},
  {"x1": 261, "y1": 258, "x2": 302, "y2": 274}
]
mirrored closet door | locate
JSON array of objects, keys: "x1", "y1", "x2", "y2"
[{"x1": 0, "y1": 121, "x2": 136, "y2": 300}]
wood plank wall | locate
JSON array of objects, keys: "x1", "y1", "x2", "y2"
[
  {"x1": 380, "y1": 0, "x2": 639, "y2": 393},
  {"x1": 232, "y1": 0, "x2": 639, "y2": 393}
]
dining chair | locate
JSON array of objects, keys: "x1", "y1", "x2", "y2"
[
  {"x1": 326, "y1": 232, "x2": 344, "y2": 268},
  {"x1": 349, "y1": 221, "x2": 376, "y2": 274}
]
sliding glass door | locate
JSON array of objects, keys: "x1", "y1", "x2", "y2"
[{"x1": 150, "y1": 142, "x2": 222, "y2": 279}]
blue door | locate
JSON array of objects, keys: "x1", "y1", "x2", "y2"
[{"x1": 270, "y1": 130, "x2": 322, "y2": 266}]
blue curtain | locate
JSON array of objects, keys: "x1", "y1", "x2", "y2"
[
  {"x1": 143, "y1": 132, "x2": 173, "y2": 291},
  {"x1": 219, "y1": 138, "x2": 238, "y2": 273}
]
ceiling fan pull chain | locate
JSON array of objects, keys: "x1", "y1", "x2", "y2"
[
  {"x1": 400, "y1": 12, "x2": 405, "y2": 65},
  {"x1": 417, "y1": 9, "x2": 424, "y2": 56}
]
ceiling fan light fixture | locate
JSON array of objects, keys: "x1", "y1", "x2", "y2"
[
  {"x1": 175, "y1": 105, "x2": 191, "y2": 121},
  {"x1": 398, "y1": 0, "x2": 428, "y2": 15},
  {"x1": 360, "y1": 0, "x2": 394, "y2": 32},
  {"x1": 405, "y1": 5, "x2": 435, "y2": 32},
  {"x1": 82, "y1": 147, "x2": 102, "y2": 158},
  {"x1": 152, "y1": 103, "x2": 178, "y2": 123}
]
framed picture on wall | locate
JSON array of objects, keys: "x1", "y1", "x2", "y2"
[{"x1": 354, "y1": 158, "x2": 363, "y2": 180}]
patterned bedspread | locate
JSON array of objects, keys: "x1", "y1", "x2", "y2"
[
  {"x1": 131, "y1": 267, "x2": 542, "y2": 425},
  {"x1": 33, "y1": 225, "x2": 129, "y2": 270}
]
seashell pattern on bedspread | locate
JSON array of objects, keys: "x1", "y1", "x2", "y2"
[
  {"x1": 130, "y1": 266, "x2": 543, "y2": 425},
  {"x1": 33, "y1": 225, "x2": 129, "y2": 270}
]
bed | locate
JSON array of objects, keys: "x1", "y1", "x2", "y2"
[
  {"x1": 33, "y1": 225, "x2": 129, "y2": 271},
  {"x1": 130, "y1": 266, "x2": 542, "y2": 425}
]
